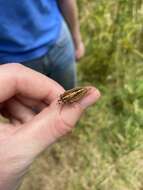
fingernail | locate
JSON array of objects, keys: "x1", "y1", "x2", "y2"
[{"x1": 80, "y1": 88, "x2": 101, "y2": 109}]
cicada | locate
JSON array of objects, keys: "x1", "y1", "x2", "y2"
[{"x1": 58, "y1": 87, "x2": 89, "y2": 104}]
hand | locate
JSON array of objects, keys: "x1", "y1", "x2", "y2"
[
  {"x1": 71, "y1": 28, "x2": 85, "y2": 61},
  {"x1": 0, "y1": 64, "x2": 100, "y2": 190},
  {"x1": 75, "y1": 40, "x2": 85, "y2": 61},
  {"x1": 72, "y1": 33, "x2": 85, "y2": 61}
]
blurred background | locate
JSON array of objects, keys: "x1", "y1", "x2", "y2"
[{"x1": 20, "y1": 0, "x2": 143, "y2": 190}]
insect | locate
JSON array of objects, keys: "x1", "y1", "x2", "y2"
[{"x1": 58, "y1": 87, "x2": 89, "y2": 104}]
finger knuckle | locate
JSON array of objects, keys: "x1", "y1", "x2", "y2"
[
  {"x1": 53, "y1": 117, "x2": 74, "y2": 137},
  {"x1": 2, "y1": 63, "x2": 24, "y2": 72}
]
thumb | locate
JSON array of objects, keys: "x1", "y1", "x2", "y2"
[
  {"x1": 20, "y1": 87, "x2": 100, "y2": 156},
  {"x1": 59, "y1": 87, "x2": 100, "y2": 128}
]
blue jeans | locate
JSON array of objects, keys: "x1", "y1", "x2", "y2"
[{"x1": 21, "y1": 21, "x2": 77, "y2": 90}]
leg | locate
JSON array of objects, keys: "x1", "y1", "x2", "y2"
[
  {"x1": 44, "y1": 21, "x2": 77, "y2": 90},
  {"x1": 20, "y1": 56, "x2": 48, "y2": 75}
]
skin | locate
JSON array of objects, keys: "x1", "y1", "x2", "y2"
[
  {"x1": 59, "y1": 0, "x2": 85, "y2": 60},
  {"x1": 0, "y1": 64, "x2": 100, "y2": 190}
]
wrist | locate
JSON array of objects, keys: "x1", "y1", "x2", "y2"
[
  {"x1": 0, "y1": 168, "x2": 26, "y2": 190},
  {"x1": 71, "y1": 28, "x2": 82, "y2": 47},
  {"x1": 0, "y1": 160, "x2": 29, "y2": 190},
  {"x1": 0, "y1": 171, "x2": 19, "y2": 190}
]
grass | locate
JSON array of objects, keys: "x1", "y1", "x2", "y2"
[{"x1": 19, "y1": 0, "x2": 143, "y2": 189}]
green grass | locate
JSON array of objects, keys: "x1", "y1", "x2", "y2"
[{"x1": 20, "y1": 1, "x2": 143, "y2": 190}]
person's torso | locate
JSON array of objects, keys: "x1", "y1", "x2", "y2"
[{"x1": 0, "y1": 0, "x2": 62, "y2": 62}]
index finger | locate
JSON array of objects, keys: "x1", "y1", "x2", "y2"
[{"x1": 0, "y1": 64, "x2": 64, "y2": 103}]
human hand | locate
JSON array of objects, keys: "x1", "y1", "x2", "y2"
[
  {"x1": 0, "y1": 64, "x2": 100, "y2": 190},
  {"x1": 75, "y1": 40, "x2": 85, "y2": 61},
  {"x1": 72, "y1": 32, "x2": 85, "y2": 61}
]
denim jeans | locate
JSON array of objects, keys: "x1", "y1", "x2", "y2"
[{"x1": 21, "y1": 21, "x2": 77, "y2": 90}]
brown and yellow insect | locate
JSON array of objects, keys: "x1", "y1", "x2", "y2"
[{"x1": 58, "y1": 87, "x2": 89, "y2": 104}]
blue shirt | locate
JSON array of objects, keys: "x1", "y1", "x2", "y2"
[{"x1": 0, "y1": 0, "x2": 62, "y2": 63}]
